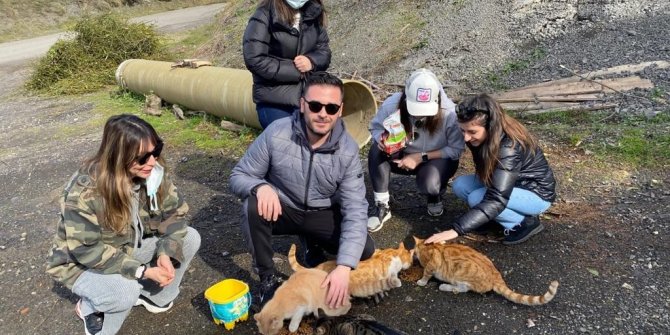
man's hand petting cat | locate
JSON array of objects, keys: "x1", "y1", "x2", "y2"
[
  {"x1": 322, "y1": 265, "x2": 351, "y2": 308},
  {"x1": 425, "y1": 229, "x2": 459, "y2": 244},
  {"x1": 255, "y1": 184, "x2": 282, "y2": 221}
]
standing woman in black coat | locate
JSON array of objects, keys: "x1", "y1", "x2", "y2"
[
  {"x1": 243, "y1": 0, "x2": 331, "y2": 129},
  {"x1": 425, "y1": 94, "x2": 557, "y2": 246}
]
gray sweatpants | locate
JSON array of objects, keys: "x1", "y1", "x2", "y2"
[{"x1": 72, "y1": 227, "x2": 201, "y2": 335}]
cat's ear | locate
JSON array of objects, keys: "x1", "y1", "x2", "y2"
[
  {"x1": 399, "y1": 241, "x2": 405, "y2": 250},
  {"x1": 253, "y1": 312, "x2": 261, "y2": 321}
]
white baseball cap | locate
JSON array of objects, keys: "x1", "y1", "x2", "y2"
[{"x1": 405, "y1": 68, "x2": 441, "y2": 117}]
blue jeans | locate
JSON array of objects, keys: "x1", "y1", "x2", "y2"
[
  {"x1": 256, "y1": 103, "x2": 300, "y2": 129},
  {"x1": 452, "y1": 174, "x2": 551, "y2": 229}
]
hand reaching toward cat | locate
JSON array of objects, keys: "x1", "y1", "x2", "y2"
[
  {"x1": 425, "y1": 229, "x2": 459, "y2": 244},
  {"x1": 255, "y1": 184, "x2": 282, "y2": 221},
  {"x1": 322, "y1": 265, "x2": 351, "y2": 309}
]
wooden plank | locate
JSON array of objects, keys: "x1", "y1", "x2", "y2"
[
  {"x1": 517, "y1": 60, "x2": 670, "y2": 90},
  {"x1": 502, "y1": 102, "x2": 580, "y2": 112},
  {"x1": 518, "y1": 103, "x2": 618, "y2": 115},
  {"x1": 496, "y1": 76, "x2": 653, "y2": 99},
  {"x1": 495, "y1": 94, "x2": 601, "y2": 103}
]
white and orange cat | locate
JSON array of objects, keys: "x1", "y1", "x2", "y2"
[
  {"x1": 413, "y1": 236, "x2": 559, "y2": 305},
  {"x1": 254, "y1": 268, "x2": 351, "y2": 335},
  {"x1": 288, "y1": 242, "x2": 414, "y2": 300}
]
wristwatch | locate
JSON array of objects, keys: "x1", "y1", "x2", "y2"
[
  {"x1": 135, "y1": 264, "x2": 147, "y2": 279},
  {"x1": 421, "y1": 152, "x2": 429, "y2": 163}
]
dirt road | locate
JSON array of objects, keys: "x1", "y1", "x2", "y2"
[{"x1": 0, "y1": 3, "x2": 226, "y2": 66}]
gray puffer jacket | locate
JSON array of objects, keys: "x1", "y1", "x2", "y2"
[{"x1": 230, "y1": 112, "x2": 368, "y2": 269}]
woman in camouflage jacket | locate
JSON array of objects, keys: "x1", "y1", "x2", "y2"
[{"x1": 46, "y1": 114, "x2": 200, "y2": 335}]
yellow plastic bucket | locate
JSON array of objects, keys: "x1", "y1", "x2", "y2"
[{"x1": 204, "y1": 279, "x2": 251, "y2": 330}]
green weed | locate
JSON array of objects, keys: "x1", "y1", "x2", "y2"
[{"x1": 26, "y1": 14, "x2": 171, "y2": 95}]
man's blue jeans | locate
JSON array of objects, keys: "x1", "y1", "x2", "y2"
[
  {"x1": 256, "y1": 103, "x2": 300, "y2": 129},
  {"x1": 452, "y1": 174, "x2": 551, "y2": 229}
]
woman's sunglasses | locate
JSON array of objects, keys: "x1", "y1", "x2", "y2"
[
  {"x1": 304, "y1": 99, "x2": 341, "y2": 115},
  {"x1": 136, "y1": 141, "x2": 163, "y2": 165}
]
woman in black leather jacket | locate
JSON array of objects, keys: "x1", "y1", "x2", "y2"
[
  {"x1": 425, "y1": 94, "x2": 556, "y2": 245},
  {"x1": 243, "y1": 0, "x2": 331, "y2": 128}
]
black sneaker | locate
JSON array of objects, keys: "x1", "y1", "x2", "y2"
[
  {"x1": 426, "y1": 195, "x2": 444, "y2": 216},
  {"x1": 255, "y1": 273, "x2": 283, "y2": 309},
  {"x1": 76, "y1": 300, "x2": 103, "y2": 335},
  {"x1": 134, "y1": 295, "x2": 174, "y2": 313},
  {"x1": 502, "y1": 216, "x2": 544, "y2": 245},
  {"x1": 367, "y1": 202, "x2": 391, "y2": 232}
]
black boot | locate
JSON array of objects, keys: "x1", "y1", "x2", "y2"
[{"x1": 502, "y1": 216, "x2": 544, "y2": 245}]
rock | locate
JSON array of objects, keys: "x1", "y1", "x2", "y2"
[
  {"x1": 144, "y1": 93, "x2": 163, "y2": 116},
  {"x1": 172, "y1": 104, "x2": 185, "y2": 120},
  {"x1": 220, "y1": 120, "x2": 246, "y2": 133}
]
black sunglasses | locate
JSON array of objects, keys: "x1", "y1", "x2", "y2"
[
  {"x1": 136, "y1": 141, "x2": 163, "y2": 165},
  {"x1": 304, "y1": 99, "x2": 341, "y2": 115}
]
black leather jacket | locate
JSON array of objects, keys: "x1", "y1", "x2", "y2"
[
  {"x1": 242, "y1": 1, "x2": 331, "y2": 107},
  {"x1": 452, "y1": 135, "x2": 556, "y2": 234}
]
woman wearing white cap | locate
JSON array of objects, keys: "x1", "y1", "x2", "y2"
[{"x1": 367, "y1": 68, "x2": 465, "y2": 232}]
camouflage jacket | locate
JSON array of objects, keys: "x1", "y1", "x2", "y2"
[{"x1": 46, "y1": 170, "x2": 190, "y2": 289}]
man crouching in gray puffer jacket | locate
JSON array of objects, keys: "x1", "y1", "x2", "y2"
[{"x1": 229, "y1": 71, "x2": 375, "y2": 311}]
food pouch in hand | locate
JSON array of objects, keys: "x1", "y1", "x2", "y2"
[{"x1": 381, "y1": 110, "x2": 406, "y2": 156}]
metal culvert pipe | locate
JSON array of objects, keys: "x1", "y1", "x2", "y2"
[{"x1": 115, "y1": 59, "x2": 375, "y2": 147}]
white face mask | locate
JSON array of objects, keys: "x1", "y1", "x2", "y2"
[
  {"x1": 146, "y1": 162, "x2": 164, "y2": 211},
  {"x1": 285, "y1": 0, "x2": 309, "y2": 9}
]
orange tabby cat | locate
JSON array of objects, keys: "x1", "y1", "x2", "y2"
[
  {"x1": 288, "y1": 242, "x2": 414, "y2": 299},
  {"x1": 413, "y1": 236, "x2": 559, "y2": 306},
  {"x1": 254, "y1": 268, "x2": 351, "y2": 335}
]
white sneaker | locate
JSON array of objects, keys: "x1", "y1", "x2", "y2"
[{"x1": 134, "y1": 296, "x2": 174, "y2": 313}]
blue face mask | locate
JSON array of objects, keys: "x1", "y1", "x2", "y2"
[{"x1": 285, "y1": 0, "x2": 309, "y2": 9}]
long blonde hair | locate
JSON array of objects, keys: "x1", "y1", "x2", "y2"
[
  {"x1": 82, "y1": 114, "x2": 166, "y2": 234},
  {"x1": 456, "y1": 94, "x2": 537, "y2": 186}
]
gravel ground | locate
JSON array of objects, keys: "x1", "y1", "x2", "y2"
[{"x1": 1, "y1": 1, "x2": 669, "y2": 334}]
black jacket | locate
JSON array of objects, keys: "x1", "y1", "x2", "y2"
[
  {"x1": 452, "y1": 135, "x2": 557, "y2": 234},
  {"x1": 242, "y1": 1, "x2": 331, "y2": 107}
]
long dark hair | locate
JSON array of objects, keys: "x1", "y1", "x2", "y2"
[
  {"x1": 456, "y1": 94, "x2": 537, "y2": 186},
  {"x1": 398, "y1": 91, "x2": 443, "y2": 135},
  {"x1": 259, "y1": 0, "x2": 327, "y2": 27},
  {"x1": 82, "y1": 114, "x2": 166, "y2": 234}
]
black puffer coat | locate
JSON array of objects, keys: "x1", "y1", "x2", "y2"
[
  {"x1": 452, "y1": 135, "x2": 556, "y2": 234},
  {"x1": 242, "y1": 1, "x2": 331, "y2": 107}
]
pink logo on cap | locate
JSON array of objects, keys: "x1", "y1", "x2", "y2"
[{"x1": 416, "y1": 88, "x2": 432, "y2": 102}]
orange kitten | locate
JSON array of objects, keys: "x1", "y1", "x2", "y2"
[
  {"x1": 254, "y1": 268, "x2": 351, "y2": 335},
  {"x1": 288, "y1": 242, "x2": 414, "y2": 299},
  {"x1": 413, "y1": 237, "x2": 559, "y2": 306}
]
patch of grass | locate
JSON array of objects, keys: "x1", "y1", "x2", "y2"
[
  {"x1": 93, "y1": 89, "x2": 258, "y2": 156},
  {"x1": 484, "y1": 46, "x2": 547, "y2": 90},
  {"x1": 194, "y1": 0, "x2": 253, "y2": 67},
  {"x1": 523, "y1": 110, "x2": 670, "y2": 168},
  {"x1": 26, "y1": 14, "x2": 171, "y2": 95}
]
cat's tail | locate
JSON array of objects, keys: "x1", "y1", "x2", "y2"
[
  {"x1": 493, "y1": 280, "x2": 559, "y2": 306},
  {"x1": 288, "y1": 244, "x2": 307, "y2": 272}
]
